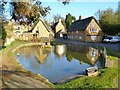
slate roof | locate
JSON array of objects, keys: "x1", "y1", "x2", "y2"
[
  {"x1": 52, "y1": 22, "x2": 58, "y2": 30},
  {"x1": 68, "y1": 16, "x2": 99, "y2": 32}
]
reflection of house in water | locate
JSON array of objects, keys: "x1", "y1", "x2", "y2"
[
  {"x1": 54, "y1": 45, "x2": 66, "y2": 59},
  {"x1": 86, "y1": 47, "x2": 100, "y2": 65},
  {"x1": 34, "y1": 47, "x2": 52, "y2": 64},
  {"x1": 66, "y1": 45, "x2": 100, "y2": 66}
]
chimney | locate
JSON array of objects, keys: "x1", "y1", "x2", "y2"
[
  {"x1": 58, "y1": 19, "x2": 62, "y2": 23},
  {"x1": 79, "y1": 16, "x2": 82, "y2": 20}
]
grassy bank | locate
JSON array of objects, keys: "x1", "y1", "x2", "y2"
[
  {"x1": 55, "y1": 68, "x2": 120, "y2": 88},
  {"x1": 0, "y1": 40, "x2": 29, "y2": 55}
]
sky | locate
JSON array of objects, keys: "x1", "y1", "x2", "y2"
[
  {"x1": 40, "y1": 1, "x2": 119, "y2": 22},
  {"x1": 3, "y1": 0, "x2": 119, "y2": 22}
]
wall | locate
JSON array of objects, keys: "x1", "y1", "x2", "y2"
[
  {"x1": 55, "y1": 19, "x2": 65, "y2": 33},
  {"x1": 67, "y1": 31, "x2": 85, "y2": 41},
  {"x1": 32, "y1": 21, "x2": 50, "y2": 38},
  {"x1": 85, "y1": 19, "x2": 102, "y2": 42}
]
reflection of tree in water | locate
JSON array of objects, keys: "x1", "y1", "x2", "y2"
[{"x1": 66, "y1": 53, "x2": 73, "y2": 62}]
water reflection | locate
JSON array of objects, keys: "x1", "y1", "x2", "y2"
[
  {"x1": 15, "y1": 44, "x2": 104, "y2": 83},
  {"x1": 54, "y1": 45, "x2": 66, "y2": 59},
  {"x1": 65, "y1": 45, "x2": 100, "y2": 66}
]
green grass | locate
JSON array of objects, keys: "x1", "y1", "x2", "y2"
[
  {"x1": 55, "y1": 68, "x2": 120, "y2": 88},
  {"x1": 0, "y1": 40, "x2": 30, "y2": 55}
]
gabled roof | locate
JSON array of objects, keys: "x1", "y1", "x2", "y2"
[
  {"x1": 52, "y1": 22, "x2": 58, "y2": 30},
  {"x1": 68, "y1": 16, "x2": 99, "y2": 32},
  {"x1": 29, "y1": 19, "x2": 54, "y2": 35}
]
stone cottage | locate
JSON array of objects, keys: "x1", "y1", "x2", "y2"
[
  {"x1": 68, "y1": 16, "x2": 103, "y2": 42},
  {"x1": 52, "y1": 19, "x2": 67, "y2": 38},
  {"x1": 14, "y1": 19, "x2": 54, "y2": 42}
]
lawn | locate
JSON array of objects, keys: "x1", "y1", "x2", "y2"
[
  {"x1": 0, "y1": 40, "x2": 30, "y2": 55},
  {"x1": 55, "y1": 68, "x2": 120, "y2": 88}
]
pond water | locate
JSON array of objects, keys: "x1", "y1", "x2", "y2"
[{"x1": 14, "y1": 44, "x2": 105, "y2": 83}]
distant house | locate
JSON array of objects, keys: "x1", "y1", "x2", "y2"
[
  {"x1": 29, "y1": 20, "x2": 54, "y2": 39},
  {"x1": 68, "y1": 16, "x2": 103, "y2": 42},
  {"x1": 12, "y1": 19, "x2": 54, "y2": 41},
  {"x1": 52, "y1": 19, "x2": 67, "y2": 38}
]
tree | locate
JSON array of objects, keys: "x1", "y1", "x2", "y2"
[
  {"x1": 57, "y1": 0, "x2": 71, "y2": 5},
  {"x1": 10, "y1": 1, "x2": 51, "y2": 25},
  {"x1": 53, "y1": 14, "x2": 66, "y2": 28},
  {"x1": 1, "y1": 26, "x2": 7, "y2": 46},
  {"x1": 95, "y1": 8, "x2": 120, "y2": 35},
  {"x1": 65, "y1": 13, "x2": 76, "y2": 29},
  {"x1": 1, "y1": 1, "x2": 51, "y2": 25}
]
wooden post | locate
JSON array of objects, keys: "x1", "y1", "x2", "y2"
[{"x1": 102, "y1": 47, "x2": 107, "y2": 68}]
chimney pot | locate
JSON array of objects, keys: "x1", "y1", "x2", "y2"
[{"x1": 79, "y1": 16, "x2": 82, "y2": 20}]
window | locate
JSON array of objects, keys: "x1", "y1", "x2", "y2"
[
  {"x1": 90, "y1": 28, "x2": 97, "y2": 33},
  {"x1": 76, "y1": 36, "x2": 77, "y2": 39},
  {"x1": 79, "y1": 36, "x2": 82, "y2": 40},
  {"x1": 91, "y1": 36, "x2": 96, "y2": 41},
  {"x1": 92, "y1": 22, "x2": 94, "y2": 27},
  {"x1": 76, "y1": 31, "x2": 78, "y2": 33},
  {"x1": 71, "y1": 36, "x2": 73, "y2": 39},
  {"x1": 36, "y1": 31, "x2": 39, "y2": 33}
]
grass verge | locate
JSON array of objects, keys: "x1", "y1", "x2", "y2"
[{"x1": 55, "y1": 68, "x2": 120, "y2": 88}]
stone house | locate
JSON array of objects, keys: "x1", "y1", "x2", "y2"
[
  {"x1": 68, "y1": 16, "x2": 103, "y2": 42},
  {"x1": 30, "y1": 19, "x2": 54, "y2": 39},
  {"x1": 52, "y1": 19, "x2": 67, "y2": 38},
  {"x1": 13, "y1": 19, "x2": 54, "y2": 41}
]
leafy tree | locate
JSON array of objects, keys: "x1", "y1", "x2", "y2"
[
  {"x1": 65, "y1": 13, "x2": 76, "y2": 29},
  {"x1": 1, "y1": 1, "x2": 50, "y2": 25},
  {"x1": 1, "y1": 26, "x2": 7, "y2": 46},
  {"x1": 95, "y1": 8, "x2": 120, "y2": 35},
  {"x1": 57, "y1": 0, "x2": 71, "y2": 5},
  {"x1": 10, "y1": 1, "x2": 51, "y2": 25},
  {"x1": 66, "y1": 53, "x2": 73, "y2": 62},
  {"x1": 2, "y1": 27, "x2": 6, "y2": 40}
]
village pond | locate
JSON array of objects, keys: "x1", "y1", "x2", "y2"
[{"x1": 14, "y1": 44, "x2": 105, "y2": 83}]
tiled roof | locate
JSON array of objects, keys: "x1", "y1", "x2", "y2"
[{"x1": 68, "y1": 16, "x2": 98, "y2": 32}]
